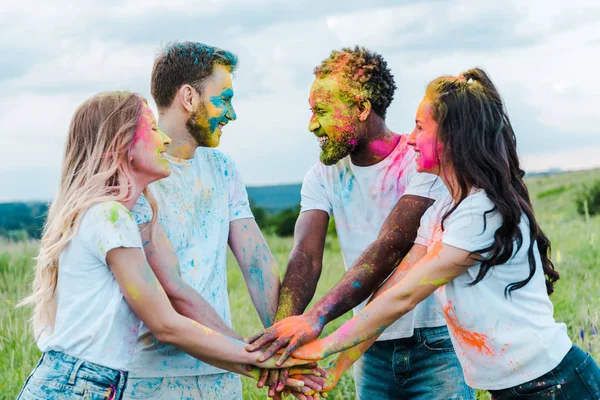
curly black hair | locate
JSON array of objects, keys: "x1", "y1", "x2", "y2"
[
  {"x1": 151, "y1": 41, "x2": 238, "y2": 110},
  {"x1": 314, "y1": 46, "x2": 396, "y2": 118}
]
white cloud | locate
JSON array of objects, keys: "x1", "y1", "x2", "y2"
[{"x1": 1, "y1": 0, "x2": 599, "y2": 202}]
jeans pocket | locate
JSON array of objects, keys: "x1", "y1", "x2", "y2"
[
  {"x1": 423, "y1": 335, "x2": 454, "y2": 352},
  {"x1": 125, "y1": 377, "x2": 166, "y2": 399},
  {"x1": 510, "y1": 378, "x2": 563, "y2": 398},
  {"x1": 575, "y1": 354, "x2": 600, "y2": 398}
]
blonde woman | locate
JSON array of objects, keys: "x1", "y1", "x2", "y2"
[{"x1": 17, "y1": 92, "x2": 307, "y2": 400}]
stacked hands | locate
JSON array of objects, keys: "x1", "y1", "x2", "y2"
[{"x1": 246, "y1": 313, "x2": 337, "y2": 400}]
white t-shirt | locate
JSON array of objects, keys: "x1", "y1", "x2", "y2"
[
  {"x1": 127, "y1": 147, "x2": 253, "y2": 378},
  {"x1": 301, "y1": 135, "x2": 448, "y2": 341},
  {"x1": 415, "y1": 189, "x2": 572, "y2": 389},
  {"x1": 38, "y1": 202, "x2": 143, "y2": 371}
]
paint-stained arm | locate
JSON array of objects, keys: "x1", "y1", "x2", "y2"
[
  {"x1": 229, "y1": 218, "x2": 280, "y2": 328},
  {"x1": 140, "y1": 223, "x2": 242, "y2": 339},
  {"x1": 107, "y1": 246, "x2": 312, "y2": 375},
  {"x1": 293, "y1": 241, "x2": 473, "y2": 360},
  {"x1": 247, "y1": 195, "x2": 432, "y2": 364},
  {"x1": 277, "y1": 209, "x2": 329, "y2": 321},
  {"x1": 294, "y1": 244, "x2": 428, "y2": 396},
  {"x1": 245, "y1": 210, "x2": 329, "y2": 360}
]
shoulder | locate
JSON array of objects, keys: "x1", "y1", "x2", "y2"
[
  {"x1": 195, "y1": 147, "x2": 234, "y2": 166},
  {"x1": 84, "y1": 202, "x2": 133, "y2": 224},
  {"x1": 447, "y1": 189, "x2": 501, "y2": 231}
]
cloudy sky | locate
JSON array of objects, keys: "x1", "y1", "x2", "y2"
[{"x1": 1, "y1": 0, "x2": 599, "y2": 202}]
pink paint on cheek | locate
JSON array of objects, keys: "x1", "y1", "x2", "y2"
[{"x1": 132, "y1": 107, "x2": 155, "y2": 145}]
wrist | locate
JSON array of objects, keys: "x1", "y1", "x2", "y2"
[{"x1": 307, "y1": 304, "x2": 330, "y2": 328}]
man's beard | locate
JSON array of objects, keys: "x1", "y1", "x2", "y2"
[
  {"x1": 185, "y1": 105, "x2": 213, "y2": 147},
  {"x1": 319, "y1": 135, "x2": 358, "y2": 165}
]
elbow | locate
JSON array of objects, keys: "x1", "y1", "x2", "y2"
[{"x1": 149, "y1": 316, "x2": 180, "y2": 345}]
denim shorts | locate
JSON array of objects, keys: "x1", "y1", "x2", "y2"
[
  {"x1": 354, "y1": 325, "x2": 475, "y2": 399},
  {"x1": 489, "y1": 345, "x2": 600, "y2": 400},
  {"x1": 17, "y1": 351, "x2": 128, "y2": 400}
]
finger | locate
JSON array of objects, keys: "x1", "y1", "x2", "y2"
[
  {"x1": 259, "y1": 337, "x2": 290, "y2": 362},
  {"x1": 298, "y1": 376, "x2": 325, "y2": 392},
  {"x1": 246, "y1": 329, "x2": 268, "y2": 344},
  {"x1": 267, "y1": 369, "x2": 279, "y2": 397},
  {"x1": 288, "y1": 368, "x2": 320, "y2": 376},
  {"x1": 284, "y1": 378, "x2": 305, "y2": 389},
  {"x1": 276, "y1": 368, "x2": 289, "y2": 392},
  {"x1": 257, "y1": 368, "x2": 269, "y2": 388},
  {"x1": 277, "y1": 337, "x2": 304, "y2": 366},
  {"x1": 246, "y1": 329, "x2": 277, "y2": 351},
  {"x1": 315, "y1": 367, "x2": 328, "y2": 378}
]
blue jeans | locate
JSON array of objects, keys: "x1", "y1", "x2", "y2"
[
  {"x1": 354, "y1": 326, "x2": 474, "y2": 399},
  {"x1": 489, "y1": 345, "x2": 600, "y2": 399},
  {"x1": 17, "y1": 351, "x2": 128, "y2": 400}
]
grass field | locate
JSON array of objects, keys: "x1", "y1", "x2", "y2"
[{"x1": 1, "y1": 168, "x2": 599, "y2": 399}]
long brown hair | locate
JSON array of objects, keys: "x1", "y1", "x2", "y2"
[
  {"x1": 426, "y1": 68, "x2": 559, "y2": 296},
  {"x1": 20, "y1": 91, "x2": 159, "y2": 338}
]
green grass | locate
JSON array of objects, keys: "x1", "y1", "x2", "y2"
[{"x1": 1, "y1": 168, "x2": 599, "y2": 399}]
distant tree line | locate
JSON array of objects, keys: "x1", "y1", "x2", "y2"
[
  {"x1": 249, "y1": 199, "x2": 337, "y2": 237},
  {"x1": 0, "y1": 202, "x2": 49, "y2": 240},
  {"x1": 0, "y1": 199, "x2": 340, "y2": 241}
]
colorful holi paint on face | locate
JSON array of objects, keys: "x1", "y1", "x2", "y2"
[
  {"x1": 186, "y1": 65, "x2": 236, "y2": 148},
  {"x1": 408, "y1": 99, "x2": 443, "y2": 174},
  {"x1": 308, "y1": 76, "x2": 360, "y2": 165},
  {"x1": 443, "y1": 301, "x2": 495, "y2": 356},
  {"x1": 130, "y1": 103, "x2": 171, "y2": 180}
]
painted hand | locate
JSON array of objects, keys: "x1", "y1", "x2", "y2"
[
  {"x1": 257, "y1": 368, "x2": 289, "y2": 399},
  {"x1": 246, "y1": 313, "x2": 325, "y2": 366},
  {"x1": 252, "y1": 351, "x2": 318, "y2": 370},
  {"x1": 291, "y1": 338, "x2": 329, "y2": 361},
  {"x1": 285, "y1": 358, "x2": 342, "y2": 399},
  {"x1": 268, "y1": 367, "x2": 327, "y2": 400}
]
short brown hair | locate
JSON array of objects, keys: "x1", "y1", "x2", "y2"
[{"x1": 151, "y1": 42, "x2": 238, "y2": 110}]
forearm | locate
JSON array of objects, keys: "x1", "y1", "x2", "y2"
[
  {"x1": 308, "y1": 196, "x2": 432, "y2": 325},
  {"x1": 160, "y1": 314, "x2": 254, "y2": 367},
  {"x1": 308, "y1": 233, "x2": 410, "y2": 325},
  {"x1": 230, "y1": 219, "x2": 280, "y2": 328},
  {"x1": 319, "y1": 289, "x2": 413, "y2": 357},
  {"x1": 275, "y1": 249, "x2": 321, "y2": 322},
  {"x1": 245, "y1": 243, "x2": 280, "y2": 328},
  {"x1": 170, "y1": 288, "x2": 242, "y2": 340}
]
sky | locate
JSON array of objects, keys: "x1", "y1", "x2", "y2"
[{"x1": 1, "y1": 0, "x2": 599, "y2": 202}]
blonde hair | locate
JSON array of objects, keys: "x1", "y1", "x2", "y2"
[{"x1": 20, "y1": 91, "x2": 159, "y2": 339}]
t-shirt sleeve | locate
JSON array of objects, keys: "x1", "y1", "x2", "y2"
[
  {"x1": 300, "y1": 163, "x2": 332, "y2": 216},
  {"x1": 403, "y1": 155, "x2": 447, "y2": 201},
  {"x1": 225, "y1": 157, "x2": 254, "y2": 222},
  {"x1": 83, "y1": 202, "x2": 143, "y2": 263},
  {"x1": 131, "y1": 193, "x2": 153, "y2": 225},
  {"x1": 415, "y1": 205, "x2": 435, "y2": 247},
  {"x1": 441, "y1": 192, "x2": 501, "y2": 253}
]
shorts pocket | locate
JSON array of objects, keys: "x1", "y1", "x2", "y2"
[
  {"x1": 575, "y1": 354, "x2": 600, "y2": 398},
  {"x1": 125, "y1": 377, "x2": 166, "y2": 399}
]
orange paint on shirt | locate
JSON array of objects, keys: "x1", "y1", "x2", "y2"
[{"x1": 443, "y1": 301, "x2": 495, "y2": 356}]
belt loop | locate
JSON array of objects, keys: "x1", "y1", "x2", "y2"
[{"x1": 68, "y1": 358, "x2": 85, "y2": 385}]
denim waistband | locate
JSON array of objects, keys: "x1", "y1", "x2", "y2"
[
  {"x1": 42, "y1": 350, "x2": 128, "y2": 387},
  {"x1": 388, "y1": 325, "x2": 449, "y2": 345}
]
